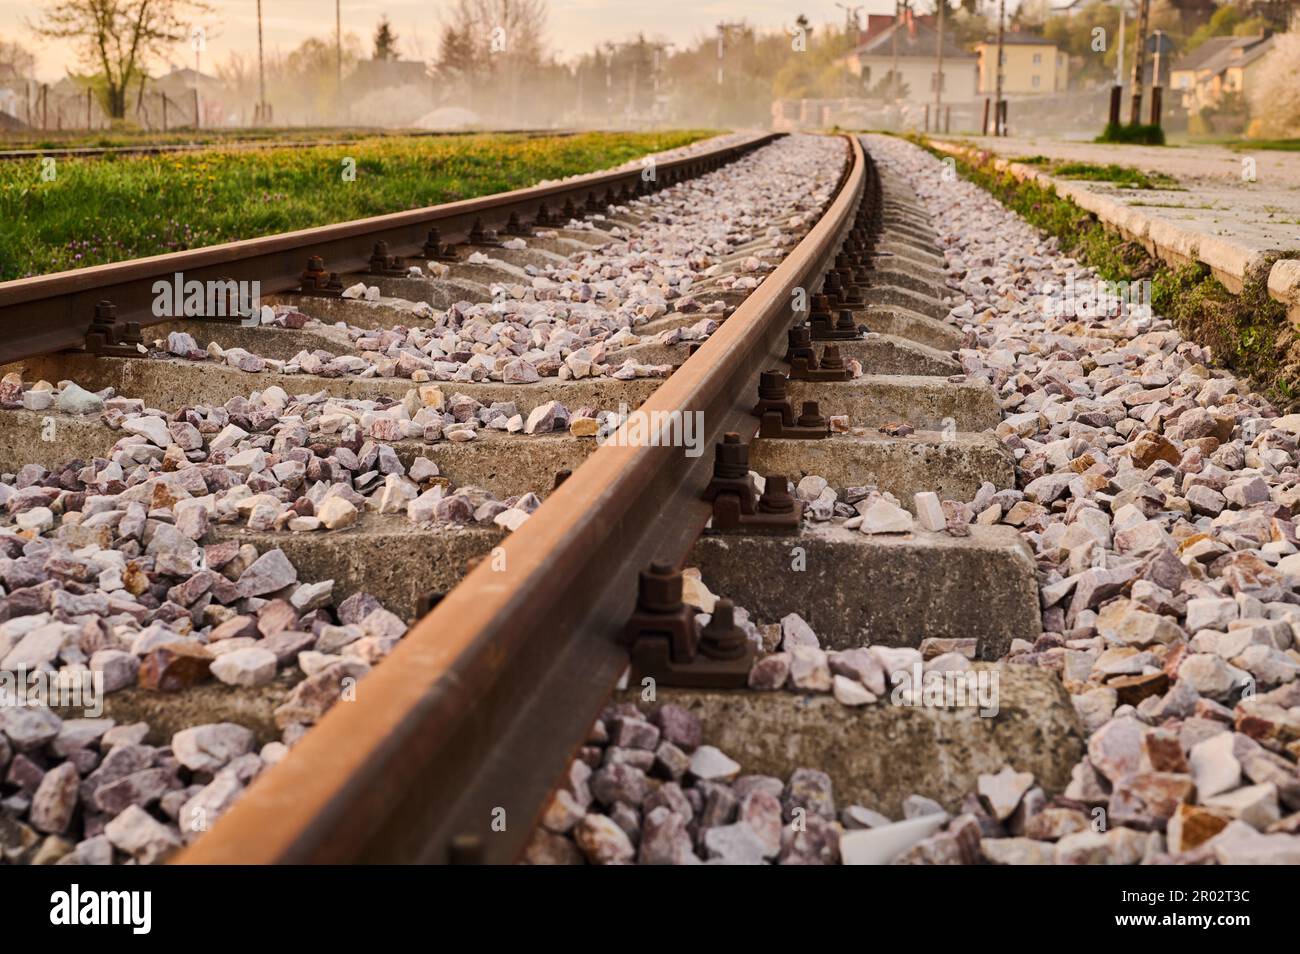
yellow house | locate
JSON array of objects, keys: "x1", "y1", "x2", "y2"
[
  {"x1": 975, "y1": 34, "x2": 1069, "y2": 95},
  {"x1": 1171, "y1": 34, "x2": 1275, "y2": 113}
]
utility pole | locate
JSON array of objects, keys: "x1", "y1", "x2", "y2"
[
  {"x1": 605, "y1": 42, "x2": 613, "y2": 113},
  {"x1": 837, "y1": 3, "x2": 863, "y2": 101},
  {"x1": 628, "y1": 52, "x2": 637, "y2": 122},
  {"x1": 649, "y1": 41, "x2": 672, "y2": 122},
  {"x1": 1116, "y1": 2, "x2": 1126, "y2": 85},
  {"x1": 257, "y1": 0, "x2": 268, "y2": 123},
  {"x1": 1110, "y1": 0, "x2": 1126, "y2": 127},
  {"x1": 195, "y1": 41, "x2": 201, "y2": 129},
  {"x1": 716, "y1": 24, "x2": 724, "y2": 86},
  {"x1": 336, "y1": 0, "x2": 343, "y2": 101},
  {"x1": 933, "y1": 0, "x2": 945, "y2": 132},
  {"x1": 1129, "y1": 0, "x2": 1150, "y2": 125},
  {"x1": 1150, "y1": 28, "x2": 1164, "y2": 127},
  {"x1": 891, "y1": 1, "x2": 901, "y2": 103},
  {"x1": 993, "y1": 0, "x2": 1006, "y2": 135},
  {"x1": 835, "y1": 3, "x2": 863, "y2": 38},
  {"x1": 716, "y1": 21, "x2": 744, "y2": 88}
]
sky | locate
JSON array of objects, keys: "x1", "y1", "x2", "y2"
[{"x1": 1, "y1": 0, "x2": 924, "y2": 82}]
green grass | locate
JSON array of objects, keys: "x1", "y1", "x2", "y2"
[
  {"x1": 1004, "y1": 153, "x2": 1180, "y2": 190},
  {"x1": 0, "y1": 130, "x2": 712, "y2": 281},
  {"x1": 1235, "y1": 138, "x2": 1300, "y2": 151},
  {"x1": 0, "y1": 125, "x2": 549, "y2": 151},
  {"x1": 1052, "y1": 161, "x2": 1179, "y2": 190},
  {"x1": 910, "y1": 135, "x2": 1300, "y2": 408},
  {"x1": 1095, "y1": 121, "x2": 1166, "y2": 146}
]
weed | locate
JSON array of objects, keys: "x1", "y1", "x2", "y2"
[
  {"x1": 1053, "y1": 161, "x2": 1179, "y2": 190},
  {"x1": 1095, "y1": 122, "x2": 1166, "y2": 146}
]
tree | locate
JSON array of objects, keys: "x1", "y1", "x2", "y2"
[
  {"x1": 33, "y1": 0, "x2": 209, "y2": 118},
  {"x1": 435, "y1": 0, "x2": 549, "y2": 78},
  {"x1": 0, "y1": 38, "x2": 36, "y2": 80},
  {"x1": 1244, "y1": 0, "x2": 1295, "y2": 32},
  {"x1": 1186, "y1": 2, "x2": 1275, "y2": 52},
  {"x1": 434, "y1": 0, "x2": 550, "y2": 119},
  {"x1": 1166, "y1": 0, "x2": 1217, "y2": 29},
  {"x1": 1247, "y1": 31, "x2": 1300, "y2": 138},
  {"x1": 374, "y1": 15, "x2": 399, "y2": 61}
]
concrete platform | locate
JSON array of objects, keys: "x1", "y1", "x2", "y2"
[
  {"x1": 273, "y1": 281, "x2": 489, "y2": 323},
  {"x1": 857, "y1": 305, "x2": 964, "y2": 352},
  {"x1": 609, "y1": 330, "x2": 957, "y2": 377},
  {"x1": 926, "y1": 133, "x2": 1300, "y2": 311},
  {"x1": 7, "y1": 356, "x2": 993, "y2": 431},
  {"x1": 424, "y1": 259, "x2": 531, "y2": 288},
  {"x1": 878, "y1": 215, "x2": 936, "y2": 241},
  {"x1": 624, "y1": 670, "x2": 1084, "y2": 817},
  {"x1": 863, "y1": 285, "x2": 949, "y2": 321},
  {"x1": 385, "y1": 432, "x2": 592, "y2": 497},
  {"x1": 53, "y1": 673, "x2": 298, "y2": 748},
  {"x1": 3, "y1": 354, "x2": 662, "y2": 418},
  {"x1": 879, "y1": 222, "x2": 937, "y2": 248},
  {"x1": 851, "y1": 333, "x2": 958, "y2": 376},
  {"x1": 690, "y1": 523, "x2": 1040, "y2": 658},
  {"x1": 461, "y1": 245, "x2": 571, "y2": 270},
  {"x1": 0, "y1": 407, "x2": 595, "y2": 498},
  {"x1": 750, "y1": 430, "x2": 1012, "y2": 507},
  {"x1": 785, "y1": 374, "x2": 1000, "y2": 432},
  {"x1": 150, "y1": 320, "x2": 349, "y2": 362},
  {"x1": 212, "y1": 514, "x2": 504, "y2": 621},
  {"x1": 873, "y1": 244, "x2": 946, "y2": 274},
  {"x1": 512, "y1": 233, "x2": 603, "y2": 256},
  {"x1": 867, "y1": 265, "x2": 949, "y2": 299},
  {"x1": 0, "y1": 408, "x2": 108, "y2": 473},
  {"x1": 875, "y1": 242, "x2": 946, "y2": 270}
]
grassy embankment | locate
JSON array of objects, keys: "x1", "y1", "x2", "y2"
[{"x1": 0, "y1": 130, "x2": 713, "y2": 281}]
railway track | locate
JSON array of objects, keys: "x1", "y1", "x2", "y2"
[{"x1": 4, "y1": 129, "x2": 1295, "y2": 868}]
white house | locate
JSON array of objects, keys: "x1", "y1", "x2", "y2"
[{"x1": 842, "y1": 14, "x2": 980, "y2": 104}]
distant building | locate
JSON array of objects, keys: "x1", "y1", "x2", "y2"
[
  {"x1": 841, "y1": 12, "x2": 979, "y2": 104},
  {"x1": 153, "y1": 67, "x2": 223, "y2": 95},
  {"x1": 150, "y1": 66, "x2": 226, "y2": 125},
  {"x1": 1171, "y1": 34, "x2": 1276, "y2": 112},
  {"x1": 975, "y1": 34, "x2": 1069, "y2": 95}
]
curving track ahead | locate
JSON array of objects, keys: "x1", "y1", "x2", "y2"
[{"x1": 2, "y1": 131, "x2": 1051, "y2": 867}]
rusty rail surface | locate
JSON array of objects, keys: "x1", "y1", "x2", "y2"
[
  {"x1": 180, "y1": 134, "x2": 867, "y2": 864},
  {"x1": 0, "y1": 132, "x2": 776, "y2": 365}
]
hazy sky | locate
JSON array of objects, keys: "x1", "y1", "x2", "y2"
[{"x1": 1, "y1": 0, "x2": 921, "y2": 81}]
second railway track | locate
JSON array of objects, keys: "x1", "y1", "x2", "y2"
[{"x1": 0, "y1": 129, "x2": 1084, "y2": 867}]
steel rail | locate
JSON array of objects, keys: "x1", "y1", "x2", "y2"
[
  {"x1": 0, "y1": 132, "x2": 777, "y2": 366},
  {"x1": 179, "y1": 134, "x2": 866, "y2": 865}
]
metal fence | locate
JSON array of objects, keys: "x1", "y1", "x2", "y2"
[{"x1": 4, "y1": 83, "x2": 202, "y2": 131}]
